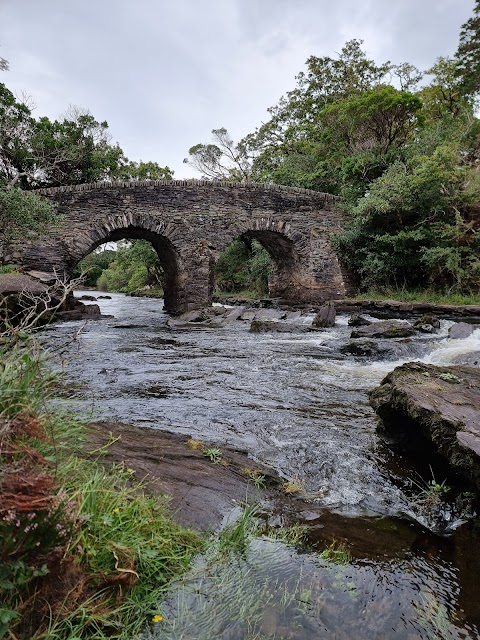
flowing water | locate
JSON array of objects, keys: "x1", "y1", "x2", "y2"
[{"x1": 45, "y1": 293, "x2": 480, "y2": 639}]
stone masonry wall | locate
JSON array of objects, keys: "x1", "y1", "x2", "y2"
[{"x1": 14, "y1": 180, "x2": 353, "y2": 312}]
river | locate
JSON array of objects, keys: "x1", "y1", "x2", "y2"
[{"x1": 45, "y1": 293, "x2": 480, "y2": 639}]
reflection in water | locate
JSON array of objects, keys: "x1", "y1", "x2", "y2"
[
  {"x1": 45, "y1": 293, "x2": 480, "y2": 639},
  {"x1": 151, "y1": 537, "x2": 476, "y2": 640}
]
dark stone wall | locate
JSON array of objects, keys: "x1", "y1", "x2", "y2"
[{"x1": 12, "y1": 180, "x2": 354, "y2": 312}]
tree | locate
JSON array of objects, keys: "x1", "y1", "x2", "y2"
[
  {"x1": 115, "y1": 160, "x2": 173, "y2": 181},
  {"x1": 96, "y1": 241, "x2": 164, "y2": 293},
  {"x1": 73, "y1": 247, "x2": 116, "y2": 286},
  {"x1": 0, "y1": 83, "x2": 173, "y2": 189},
  {"x1": 184, "y1": 128, "x2": 252, "y2": 180},
  {"x1": 0, "y1": 83, "x2": 35, "y2": 188},
  {"x1": 215, "y1": 239, "x2": 272, "y2": 295},
  {"x1": 335, "y1": 145, "x2": 480, "y2": 291},
  {"x1": 241, "y1": 41, "x2": 422, "y2": 192},
  {"x1": 0, "y1": 187, "x2": 59, "y2": 262},
  {"x1": 455, "y1": 0, "x2": 480, "y2": 97}
]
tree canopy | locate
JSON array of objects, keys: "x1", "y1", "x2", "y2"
[
  {"x1": 186, "y1": 7, "x2": 480, "y2": 295},
  {"x1": 0, "y1": 84, "x2": 173, "y2": 190}
]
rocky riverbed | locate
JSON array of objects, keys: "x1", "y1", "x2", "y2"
[{"x1": 33, "y1": 291, "x2": 480, "y2": 638}]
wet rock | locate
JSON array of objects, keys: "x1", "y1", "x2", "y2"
[
  {"x1": 341, "y1": 339, "x2": 388, "y2": 357},
  {"x1": 369, "y1": 362, "x2": 480, "y2": 491},
  {"x1": 56, "y1": 301, "x2": 102, "y2": 321},
  {"x1": 77, "y1": 294, "x2": 97, "y2": 301},
  {"x1": 451, "y1": 352, "x2": 480, "y2": 367},
  {"x1": 167, "y1": 306, "x2": 230, "y2": 328},
  {"x1": 348, "y1": 313, "x2": 371, "y2": 327},
  {"x1": 253, "y1": 308, "x2": 287, "y2": 321},
  {"x1": 97, "y1": 295, "x2": 112, "y2": 299},
  {"x1": 249, "y1": 320, "x2": 311, "y2": 333},
  {"x1": 449, "y1": 322, "x2": 480, "y2": 339},
  {"x1": 223, "y1": 306, "x2": 246, "y2": 322},
  {"x1": 285, "y1": 310, "x2": 303, "y2": 322},
  {"x1": 413, "y1": 315, "x2": 440, "y2": 333},
  {"x1": 334, "y1": 299, "x2": 480, "y2": 320},
  {"x1": 351, "y1": 320, "x2": 415, "y2": 339},
  {"x1": 86, "y1": 421, "x2": 277, "y2": 531},
  {"x1": 84, "y1": 303, "x2": 101, "y2": 315},
  {"x1": 240, "y1": 309, "x2": 256, "y2": 321},
  {"x1": 312, "y1": 303, "x2": 336, "y2": 328}
]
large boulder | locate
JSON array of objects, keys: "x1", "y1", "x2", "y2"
[
  {"x1": 341, "y1": 339, "x2": 389, "y2": 357},
  {"x1": 348, "y1": 313, "x2": 371, "y2": 327},
  {"x1": 369, "y1": 362, "x2": 480, "y2": 490},
  {"x1": 0, "y1": 273, "x2": 47, "y2": 297},
  {"x1": 351, "y1": 320, "x2": 415, "y2": 339},
  {"x1": 0, "y1": 273, "x2": 55, "y2": 325},
  {"x1": 312, "y1": 303, "x2": 336, "y2": 328},
  {"x1": 56, "y1": 301, "x2": 102, "y2": 321},
  {"x1": 449, "y1": 322, "x2": 480, "y2": 340}
]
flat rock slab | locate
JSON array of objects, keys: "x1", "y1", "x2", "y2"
[
  {"x1": 369, "y1": 362, "x2": 480, "y2": 490},
  {"x1": 334, "y1": 299, "x2": 480, "y2": 320},
  {"x1": 351, "y1": 320, "x2": 415, "y2": 339},
  {"x1": 0, "y1": 273, "x2": 48, "y2": 295},
  {"x1": 86, "y1": 422, "x2": 277, "y2": 531},
  {"x1": 253, "y1": 308, "x2": 287, "y2": 321},
  {"x1": 250, "y1": 320, "x2": 312, "y2": 333}
]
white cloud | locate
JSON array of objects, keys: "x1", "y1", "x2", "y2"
[{"x1": 0, "y1": 0, "x2": 474, "y2": 177}]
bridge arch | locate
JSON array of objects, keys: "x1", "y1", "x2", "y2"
[
  {"x1": 216, "y1": 217, "x2": 302, "y2": 299},
  {"x1": 14, "y1": 180, "x2": 353, "y2": 313},
  {"x1": 71, "y1": 217, "x2": 185, "y2": 313}
]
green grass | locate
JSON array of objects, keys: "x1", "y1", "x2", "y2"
[
  {"x1": 0, "y1": 340, "x2": 203, "y2": 639},
  {"x1": 0, "y1": 264, "x2": 20, "y2": 274},
  {"x1": 352, "y1": 288, "x2": 480, "y2": 306}
]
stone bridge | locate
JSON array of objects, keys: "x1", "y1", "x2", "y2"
[{"x1": 16, "y1": 180, "x2": 353, "y2": 313}]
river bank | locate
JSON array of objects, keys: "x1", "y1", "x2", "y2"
[
  {"x1": 8, "y1": 290, "x2": 480, "y2": 638},
  {"x1": 86, "y1": 421, "x2": 279, "y2": 531}
]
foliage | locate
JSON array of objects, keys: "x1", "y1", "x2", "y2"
[
  {"x1": 215, "y1": 239, "x2": 272, "y2": 296},
  {"x1": 0, "y1": 83, "x2": 173, "y2": 190},
  {"x1": 96, "y1": 240, "x2": 163, "y2": 294},
  {"x1": 184, "y1": 127, "x2": 252, "y2": 180},
  {"x1": 73, "y1": 247, "x2": 116, "y2": 287},
  {"x1": 352, "y1": 288, "x2": 480, "y2": 306},
  {"x1": 455, "y1": 0, "x2": 480, "y2": 97},
  {"x1": 336, "y1": 145, "x2": 480, "y2": 292},
  {"x1": 0, "y1": 186, "x2": 59, "y2": 253},
  {"x1": 319, "y1": 541, "x2": 352, "y2": 565},
  {"x1": 242, "y1": 468, "x2": 267, "y2": 489},
  {"x1": 114, "y1": 159, "x2": 174, "y2": 182},
  {"x1": 0, "y1": 337, "x2": 202, "y2": 639},
  {"x1": 202, "y1": 447, "x2": 223, "y2": 464}
]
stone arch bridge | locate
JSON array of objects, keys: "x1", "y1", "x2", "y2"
[{"x1": 16, "y1": 180, "x2": 353, "y2": 313}]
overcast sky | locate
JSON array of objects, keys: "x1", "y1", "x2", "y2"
[{"x1": 0, "y1": 0, "x2": 474, "y2": 178}]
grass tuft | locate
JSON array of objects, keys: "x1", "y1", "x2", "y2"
[{"x1": 0, "y1": 338, "x2": 203, "y2": 639}]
